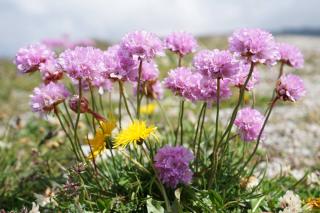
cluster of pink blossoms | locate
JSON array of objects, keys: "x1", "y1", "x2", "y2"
[
  {"x1": 164, "y1": 31, "x2": 198, "y2": 56},
  {"x1": 277, "y1": 43, "x2": 304, "y2": 68}
]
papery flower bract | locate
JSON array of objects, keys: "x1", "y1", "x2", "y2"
[
  {"x1": 58, "y1": 46, "x2": 105, "y2": 81},
  {"x1": 231, "y1": 62, "x2": 259, "y2": 91},
  {"x1": 276, "y1": 74, "x2": 306, "y2": 102},
  {"x1": 140, "y1": 103, "x2": 156, "y2": 115},
  {"x1": 68, "y1": 95, "x2": 89, "y2": 113},
  {"x1": 234, "y1": 107, "x2": 264, "y2": 142},
  {"x1": 134, "y1": 80, "x2": 164, "y2": 100},
  {"x1": 30, "y1": 82, "x2": 70, "y2": 115},
  {"x1": 114, "y1": 120, "x2": 157, "y2": 149},
  {"x1": 154, "y1": 145, "x2": 194, "y2": 188},
  {"x1": 39, "y1": 59, "x2": 64, "y2": 84},
  {"x1": 120, "y1": 30, "x2": 163, "y2": 61},
  {"x1": 87, "y1": 119, "x2": 116, "y2": 159},
  {"x1": 306, "y1": 198, "x2": 320, "y2": 209},
  {"x1": 193, "y1": 49, "x2": 239, "y2": 79},
  {"x1": 228, "y1": 28, "x2": 280, "y2": 66},
  {"x1": 277, "y1": 42, "x2": 304, "y2": 68},
  {"x1": 14, "y1": 43, "x2": 55, "y2": 74},
  {"x1": 164, "y1": 31, "x2": 197, "y2": 56}
]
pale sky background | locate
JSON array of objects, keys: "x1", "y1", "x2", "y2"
[{"x1": 1, "y1": 0, "x2": 319, "y2": 56}]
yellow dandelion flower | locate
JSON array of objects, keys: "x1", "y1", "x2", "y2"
[
  {"x1": 87, "y1": 119, "x2": 116, "y2": 159},
  {"x1": 306, "y1": 197, "x2": 320, "y2": 209},
  {"x1": 140, "y1": 103, "x2": 156, "y2": 115},
  {"x1": 114, "y1": 120, "x2": 157, "y2": 149}
]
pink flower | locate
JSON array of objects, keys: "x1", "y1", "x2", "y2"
[
  {"x1": 231, "y1": 62, "x2": 259, "y2": 91},
  {"x1": 277, "y1": 43, "x2": 304, "y2": 68},
  {"x1": 14, "y1": 43, "x2": 55, "y2": 74},
  {"x1": 198, "y1": 78, "x2": 232, "y2": 102},
  {"x1": 164, "y1": 31, "x2": 198, "y2": 56},
  {"x1": 130, "y1": 61, "x2": 159, "y2": 82},
  {"x1": 39, "y1": 59, "x2": 63, "y2": 84},
  {"x1": 276, "y1": 74, "x2": 306, "y2": 102},
  {"x1": 228, "y1": 28, "x2": 280, "y2": 66},
  {"x1": 120, "y1": 30, "x2": 164, "y2": 61},
  {"x1": 235, "y1": 107, "x2": 265, "y2": 142},
  {"x1": 193, "y1": 49, "x2": 239, "y2": 79},
  {"x1": 154, "y1": 145, "x2": 194, "y2": 188},
  {"x1": 30, "y1": 82, "x2": 70, "y2": 116},
  {"x1": 58, "y1": 46, "x2": 105, "y2": 81}
]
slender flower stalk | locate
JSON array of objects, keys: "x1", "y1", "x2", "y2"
[
  {"x1": 195, "y1": 103, "x2": 207, "y2": 173},
  {"x1": 278, "y1": 62, "x2": 285, "y2": 79},
  {"x1": 179, "y1": 100, "x2": 185, "y2": 145},
  {"x1": 192, "y1": 103, "x2": 206, "y2": 154},
  {"x1": 118, "y1": 81, "x2": 133, "y2": 121},
  {"x1": 136, "y1": 59, "x2": 143, "y2": 119}
]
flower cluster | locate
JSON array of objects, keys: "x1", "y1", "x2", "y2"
[
  {"x1": 154, "y1": 145, "x2": 194, "y2": 188},
  {"x1": 229, "y1": 28, "x2": 280, "y2": 65},
  {"x1": 193, "y1": 49, "x2": 239, "y2": 79},
  {"x1": 39, "y1": 59, "x2": 64, "y2": 84},
  {"x1": 164, "y1": 31, "x2": 197, "y2": 56},
  {"x1": 277, "y1": 43, "x2": 304, "y2": 68},
  {"x1": 231, "y1": 62, "x2": 259, "y2": 91},
  {"x1": 234, "y1": 107, "x2": 265, "y2": 142},
  {"x1": 14, "y1": 43, "x2": 55, "y2": 73},
  {"x1": 276, "y1": 74, "x2": 306, "y2": 102},
  {"x1": 278, "y1": 190, "x2": 302, "y2": 213},
  {"x1": 30, "y1": 82, "x2": 70, "y2": 116}
]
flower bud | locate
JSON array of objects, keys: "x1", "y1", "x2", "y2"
[{"x1": 68, "y1": 95, "x2": 89, "y2": 113}]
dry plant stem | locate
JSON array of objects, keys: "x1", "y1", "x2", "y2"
[
  {"x1": 136, "y1": 59, "x2": 143, "y2": 119},
  {"x1": 240, "y1": 97, "x2": 278, "y2": 172},
  {"x1": 142, "y1": 145, "x2": 171, "y2": 212},
  {"x1": 54, "y1": 107, "x2": 80, "y2": 161},
  {"x1": 118, "y1": 81, "x2": 133, "y2": 121}
]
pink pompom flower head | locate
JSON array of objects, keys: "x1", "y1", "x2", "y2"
[
  {"x1": 231, "y1": 62, "x2": 259, "y2": 91},
  {"x1": 14, "y1": 43, "x2": 55, "y2": 74},
  {"x1": 58, "y1": 46, "x2": 105, "y2": 81},
  {"x1": 234, "y1": 107, "x2": 265, "y2": 142},
  {"x1": 198, "y1": 78, "x2": 232, "y2": 102},
  {"x1": 120, "y1": 30, "x2": 164, "y2": 61},
  {"x1": 154, "y1": 145, "x2": 194, "y2": 189},
  {"x1": 228, "y1": 28, "x2": 280, "y2": 66},
  {"x1": 39, "y1": 59, "x2": 64, "y2": 84},
  {"x1": 276, "y1": 74, "x2": 306, "y2": 102},
  {"x1": 277, "y1": 43, "x2": 304, "y2": 69},
  {"x1": 164, "y1": 31, "x2": 198, "y2": 56},
  {"x1": 30, "y1": 82, "x2": 70, "y2": 116},
  {"x1": 193, "y1": 49, "x2": 239, "y2": 79}
]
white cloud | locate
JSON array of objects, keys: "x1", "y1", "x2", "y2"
[{"x1": 1, "y1": 0, "x2": 320, "y2": 56}]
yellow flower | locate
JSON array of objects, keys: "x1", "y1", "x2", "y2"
[
  {"x1": 87, "y1": 119, "x2": 116, "y2": 159},
  {"x1": 114, "y1": 120, "x2": 157, "y2": 149},
  {"x1": 140, "y1": 103, "x2": 156, "y2": 115},
  {"x1": 306, "y1": 197, "x2": 320, "y2": 209}
]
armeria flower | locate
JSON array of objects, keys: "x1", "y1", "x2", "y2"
[
  {"x1": 114, "y1": 120, "x2": 157, "y2": 149},
  {"x1": 154, "y1": 145, "x2": 194, "y2": 188},
  {"x1": 103, "y1": 45, "x2": 135, "y2": 81},
  {"x1": 14, "y1": 43, "x2": 55, "y2": 74},
  {"x1": 30, "y1": 82, "x2": 70, "y2": 115},
  {"x1": 87, "y1": 119, "x2": 116, "y2": 159},
  {"x1": 228, "y1": 28, "x2": 280, "y2": 66},
  {"x1": 231, "y1": 61, "x2": 259, "y2": 91},
  {"x1": 234, "y1": 107, "x2": 264, "y2": 142},
  {"x1": 120, "y1": 30, "x2": 164, "y2": 61},
  {"x1": 276, "y1": 74, "x2": 306, "y2": 102},
  {"x1": 193, "y1": 49, "x2": 239, "y2": 79},
  {"x1": 58, "y1": 46, "x2": 105, "y2": 81},
  {"x1": 198, "y1": 78, "x2": 232, "y2": 102},
  {"x1": 277, "y1": 42, "x2": 304, "y2": 68},
  {"x1": 140, "y1": 103, "x2": 156, "y2": 115},
  {"x1": 39, "y1": 59, "x2": 64, "y2": 84},
  {"x1": 278, "y1": 191, "x2": 302, "y2": 213},
  {"x1": 164, "y1": 31, "x2": 197, "y2": 56}
]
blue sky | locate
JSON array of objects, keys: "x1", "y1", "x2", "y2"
[{"x1": 1, "y1": 0, "x2": 319, "y2": 56}]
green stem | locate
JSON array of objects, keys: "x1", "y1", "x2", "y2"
[
  {"x1": 193, "y1": 103, "x2": 206, "y2": 154},
  {"x1": 89, "y1": 83, "x2": 97, "y2": 134},
  {"x1": 136, "y1": 59, "x2": 143, "y2": 119},
  {"x1": 155, "y1": 99, "x2": 175, "y2": 138},
  {"x1": 195, "y1": 103, "x2": 207, "y2": 173},
  {"x1": 119, "y1": 81, "x2": 133, "y2": 121},
  {"x1": 277, "y1": 62, "x2": 285, "y2": 79},
  {"x1": 179, "y1": 100, "x2": 185, "y2": 145},
  {"x1": 118, "y1": 82, "x2": 122, "y2": 130}
]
